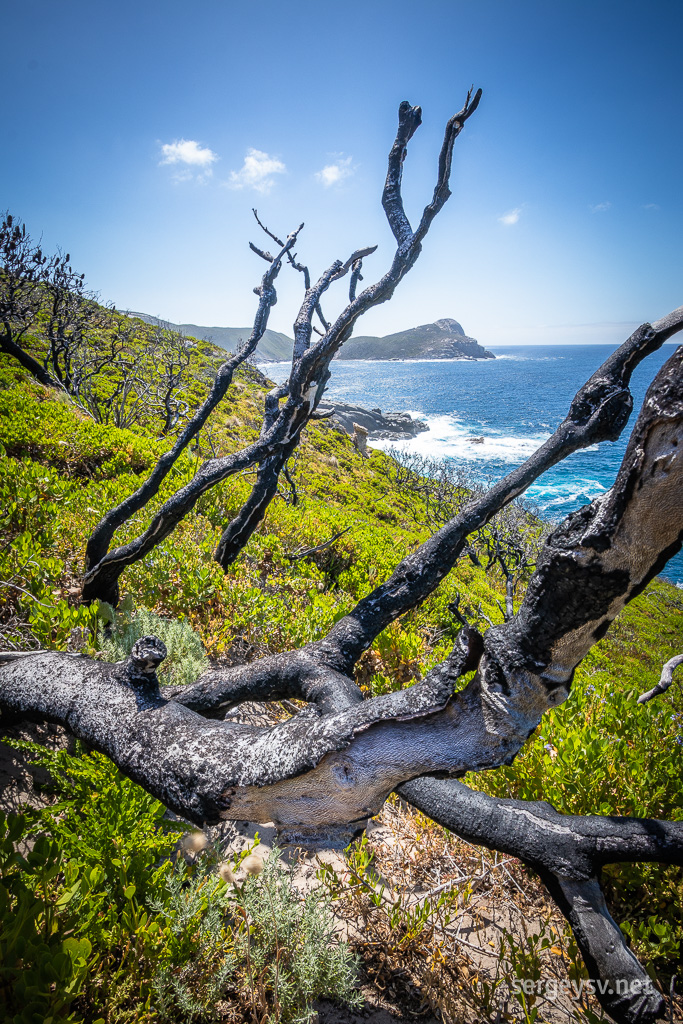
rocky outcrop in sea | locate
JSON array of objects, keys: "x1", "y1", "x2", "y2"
[{"x1": 319, "y1": 402, "x2": 428, "y2": 441}]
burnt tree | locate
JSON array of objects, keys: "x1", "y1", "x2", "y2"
[{"x1": 2, "y1": 93, "x2": 683, "y2": 1024}]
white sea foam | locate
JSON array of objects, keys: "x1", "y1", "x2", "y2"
[
  {"x1": 370, "y1": 413, "x2": 551, "y2": 464},
  {"x1": 528, "y1": 479, "x2": 609, "y2": 509}
]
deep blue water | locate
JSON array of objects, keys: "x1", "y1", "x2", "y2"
[{"x1": 260, "y1": 345, "x2": 683, "y2": 585}]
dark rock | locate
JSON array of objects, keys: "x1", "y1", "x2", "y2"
[{"x1": 319, "y1": 403, "x2": 429, "y2": 440}]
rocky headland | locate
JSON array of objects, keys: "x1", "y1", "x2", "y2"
[{"x1": 335, "y1": 319, "x2": 495, "y2": 361}]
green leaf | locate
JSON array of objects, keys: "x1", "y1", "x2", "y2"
[{"x1": 62, "y1": 936, "x2": 92, "y2": 960}]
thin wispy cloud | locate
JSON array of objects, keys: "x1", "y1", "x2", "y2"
[
  {"x1": 315, "y1": 155, "x2": 354, "y2": 187},
  {"x1": 227, "y1": 148, "x2": 286, "y2": 193},
  {"x1": 499, "y1": 207, "x2": 522, "y2": 226},
  {"x1": 590, "y1": 201, "x2": 612, "y2": 213},
  {"x1": 643, "y1": 203, "x2": 660, "y2": 210}
]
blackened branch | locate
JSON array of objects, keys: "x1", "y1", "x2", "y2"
[
  {"x1": 382, "y1": 101, "x2": 423, "y2": 245},
  {"x1": 252, "y1": 208, "x2": 286, "y2": 249},
  {"x1": 82, "y1": 225, "x2": 303, "y2": 605},
  {"x1": 214, "y1": 440, "x2": 299, "y2": 570},
  {"x1": 414, "y1": 87, "x2": 482, "y2": 244},
  {"x1": 322, "y1": 315, "x2": 683, "y2": 673},
  {"x1": 249, "y1": 241, "x2": 274, "y2": 263},
  {"x1": 399, "y1": 777, "x2": 683, "y2": 1024},
  {"x1": 349, "y1": 258, "x2": 364, "y2": 302},
  {"x1": 291, "y1": 247, "x2": 378, "y2": 364}
]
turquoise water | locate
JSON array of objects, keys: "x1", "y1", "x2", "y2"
[{"x1": 260, "y1": 344, "x2": 682, "y2": 584}]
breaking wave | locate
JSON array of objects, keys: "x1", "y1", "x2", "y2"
[{"x1": 370, "y1": 413, "x2": 551, "y2": 464}]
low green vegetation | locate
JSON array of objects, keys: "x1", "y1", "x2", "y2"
[
  {"x1": 0, "y1": 743, "x2": 359, "y2": 1024},
  {"x1": 98, "y1": 602, "x2": 209, "y2": 688},
  {"x1": 2, "y1": 316, "x2": 683, "y2": 1016}
]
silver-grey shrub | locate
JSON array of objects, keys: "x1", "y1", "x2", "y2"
[{"x1": 98, "y1": 604, "x2": 208, "y2": 687}]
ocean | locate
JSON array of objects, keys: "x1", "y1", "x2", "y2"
[{"x1": 259, "y1": 343, "x2": 683, "y2": 586}]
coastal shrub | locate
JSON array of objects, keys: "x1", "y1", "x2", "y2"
[
  {"x1": 0, "y1": 811, "x2": 91, "y2": 1024},
  {"x1": 0, "y1": 744, "x2": 361, "y2": 1023},
  {"x1": 231, "y1": 850, "x2": 362, "y2": 1023},
  {"x1": 97, "y1": 603, "x2": 208, "y2": 687},
  {"x1": 0, "y1": 370, "x2": 160, "y2": 479}
]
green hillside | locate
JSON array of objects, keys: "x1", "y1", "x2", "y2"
[
  {"x1": 129, "y1": 314, "x2": 496, "y2": 363},
  {"x1": 129, "y1": 311, "x2": 294, "y2": 362},
  {"x1": 1, "y1": 321, "x2": 683, "y2": 1020}
]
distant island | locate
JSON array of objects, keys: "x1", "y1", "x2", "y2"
[
  {"x1": 335, "y1": 319, "x2": 495, "y2": 361},
  {"x1": 129, "y1": 313, "x2": 494, "y2": 362}
]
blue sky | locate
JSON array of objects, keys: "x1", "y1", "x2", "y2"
[{"x1": 2, "y1": 0, "x2": 682, "y2": 345}]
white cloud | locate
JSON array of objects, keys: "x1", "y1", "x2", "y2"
[
  {"x1": 160, "y1": 139, "x2": 218, "y2": 167},
  {"x1": 643, "y1": 202, "x2": 660, "y2": 210},
  {"x1": 499, "y1": 207, "x2": 522, "y2": 226},
  {"x1": 227, "y1": 148, "x2": 286, "y2": 193},
  {"x1": 590, "y1": 201, "x2": 612, "y2": 213},
  {"x1": 315, "y1": 155, "x2": 354, "y2": 187},
  {"x1": 159, "y1": 139, "x2": 218, "y2": 184}
]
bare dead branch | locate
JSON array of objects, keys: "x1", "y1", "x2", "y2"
[
  {"x1": 637, "y1": 652, "x2": 683, "y2": 704},
  {"x1": 321, "y1": 313, "x2": 683, "y2": 675},
  {"x1": 282, "y1": 458, "x2": 298, "y2": 506},
  {"x1": 214, "y1": 439, "x2": 298, "y2": 570},
  {"x1": 285, "y1": 527, "x2": 352, "y2": 562},
  {"x1": 399, "y1": 777, "x2": 680, "y2": 1024},
  {"x1": 348, "y1": 258, "x2": 364, "y2": 302},
  {"x1": 249, "y1": 241, "x2": 274, "y2": 263},
  {"x1": 414, "y1": 87, "x2": 482, "y2": 244},
  {"x1": 382, "y1": 101, "x2": 423, "y2": 245}
]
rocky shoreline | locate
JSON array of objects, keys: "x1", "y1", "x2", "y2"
[{"x1": 319, "y1": 402, "x2": 428, "y2": 441}]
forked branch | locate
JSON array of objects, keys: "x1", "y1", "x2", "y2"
[{"x1": 82, "y1": 93, "x2": 482, "y2": 607}]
